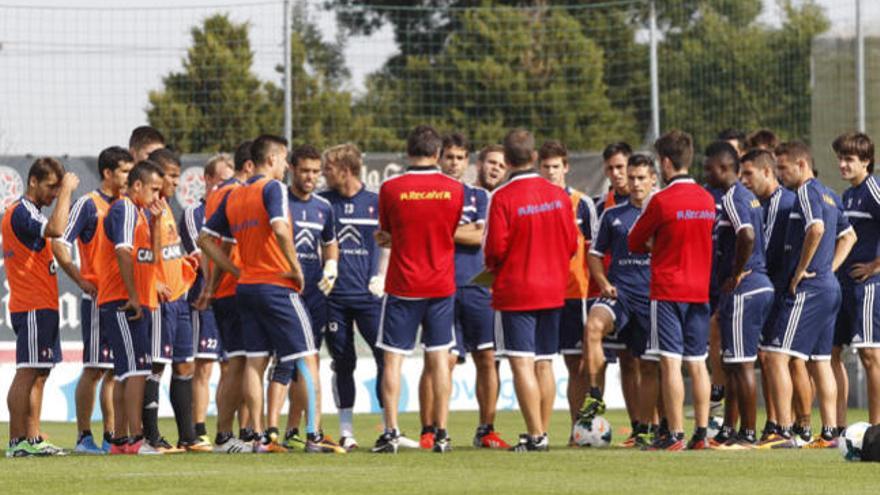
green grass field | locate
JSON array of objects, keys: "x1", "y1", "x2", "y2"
[{"x1": 4, "y1": 409, "x2": 879, "y2": 494}]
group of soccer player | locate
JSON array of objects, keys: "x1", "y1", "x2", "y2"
[{"x1": 3, "y1": 122, "x2": 880, "y2": 456}]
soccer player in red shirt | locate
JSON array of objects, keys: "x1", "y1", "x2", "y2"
[
  {"x1": 4, "y1": 158, "x2": 78, "y2": 457},
  {"x1": 484, "y1": 129, "x2": 578, "y2": 452},
  {"x1": 372, "y1": 125, "x2": 464, "y2": 454},
  {"x1": 628, "y1": 130, "x2": 716, "y2": 450}
]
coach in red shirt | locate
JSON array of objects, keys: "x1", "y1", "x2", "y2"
[
  {"x1": 628, "y1": 130, "x2": 715, "y2": 450},
  {"x1": 484, "y1": 129, "x2": 578, "y2": 452},
  {"x1": 372, "y1": 125, "x2": 464, "y2": 454}
]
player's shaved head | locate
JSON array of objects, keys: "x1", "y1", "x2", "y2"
[
  {"x1": 741, "y1": 148, "x2": 775, "y2": 170},
  {"x1": 129, "y1": 126, "x2": 165, "y2": 152},
  {"x1": 250, "y1": 134, "x2": 288, "y2": 167},
  {"x1": 127, "y1": 160, "x2": 164, "y2": 189},
  {"x1": 148, "y1": 148, "x2": 181, "y2": 169},
  {"x1": 503, "y1": 128, "x2": 535, "y2": 168}
]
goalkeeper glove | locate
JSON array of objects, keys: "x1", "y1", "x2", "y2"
[{"x1": 318, "y1": 259, "x2": 338, "y2": 296}]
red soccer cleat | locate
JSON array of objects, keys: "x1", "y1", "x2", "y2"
[
  {"x1": 419, "y1": 432, "x2": 435, "y2": 450},
  {"x1": 478, "y1": 431, "x2": 511, "y2": 449}
]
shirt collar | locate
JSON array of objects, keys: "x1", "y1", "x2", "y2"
[
  {"x1": 406, "y1": 165, "x2": 440, "y2": 173},
  {"x1": 507, "y1": 168, "x2": 539, "y2": 182}
]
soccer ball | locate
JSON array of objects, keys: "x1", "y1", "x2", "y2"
[
  {"x1": 572, "y1": 416, "x2": 612, "y2": 447},
  {"x1": 839, "y1": 422, "x2": 872, "y2": 461},
  {"x1": 707, "y1": 416, "x2": 724, "y2": 438}
]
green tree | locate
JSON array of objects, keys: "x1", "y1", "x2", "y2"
[
  {"x1": 147, "y1": 14, "x2": 279, "y2": 153},
  {"x1": 658, "y1": 0, "x2": 828, "y2": 150},
  {"x1": 357, "y1": 6, "x2": 637, "y2": 149}
]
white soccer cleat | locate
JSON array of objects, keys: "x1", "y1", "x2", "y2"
[{"x1": 213, "y1": 437, "x2": 253, "y2": 454}]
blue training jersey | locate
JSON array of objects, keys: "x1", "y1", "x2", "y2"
[
  {"x1": 784, "y1": 178, "x2": 850, "y2": 285},
  {"x1": 714, "y1": 181, "x2": 767, "y2": 282},
  {"x1": 319, "y1": 185, "x2": 380, "y2": 297},
  {"x1": 454, "y1": 183, "x2": 489, "y2": 287},
  {"x1": 762, "y1": 186, "x2": 796, "y2": 292},
  {"x1": 588, "y1": 201, "x2": 650, "y2": 296},
  {"x1": 289, "y1": 190, "x2": 336, "y2": 295},
  {"x1": 842, "y1": 175, "x2": 880, "y2": 285},
  {"x1": 180, "y1": 200, "x2": 205, "y2": 302}
]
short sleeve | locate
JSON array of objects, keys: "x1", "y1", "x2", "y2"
[
  {"x1": 60, "y1": 195, "x2": 97, "y2": 246},
  {"x1": 578, "y1": 196, "x2": 598, "y2": 241},
  {"x1": 836, "y1": 202, "x2": 852, "y2": 238},
  {"x1": 203, "y1": 193, "x2": 233, "y2": 241},
  {"x1": 10, "y1": 203, "x2": 48, "y2": 249},
  {"x1": 180, "y1": 205, "x2": 202, "y2": 254},
  {"x1": 320, "y1": 205, "x2": 336, "y2": 245},
  {"x1": 263, "y1": 180, "x2": 289, "y2": 224},
  {"x1": 723, "y1": 190, "x2": 753, "y2": 233},
  {"x1": 798, "y1": 184, "x2": 824, "y2": 231},
  {"x1": 106, "y1": 201, "x2": 136, "y2": 250}
]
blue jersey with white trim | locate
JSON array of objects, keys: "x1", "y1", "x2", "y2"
[
  {"x1": 761, "y1": 186, "x2": 796, "y2": 292},
  {"x1": 289, "y1": 190, "x2": 336, "y2": 291},
  {"x1": 454, "y1": 183, "x2": 489, "y2": 287},
  {"x1": 589, "y1": 201, "x2": 650, "y2": 296},
  {"x1": 319, "y1": 186, "x2": 380, "y2": 296},
  {"x1": 841, "y1": 175, "x2": 880, "y2": 285},
  {"x1": 784, "y1": 178, "x2": 849, "y2": 283},
  {"x1": 714, "y1": 182, "x2": 767, "y2": 283}
]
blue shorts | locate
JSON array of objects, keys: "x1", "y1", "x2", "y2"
[
  {"x1": 100, "y1": 300, "x2": 152, "y2": 380},
  {"x1": 81, "y1": 296, "x2": 113, "y2": 369},
  {"x1": 192, "y1": 306, "x2": 221, "y2": 361},
  {"x1": 760, "y1": 290, "x2": 785, "y2": 349},
  {"x1": 593, "y1": 289, "x2": 650, "y2": 357},
  {"x1": 269, "y1": 288, "x2": 329, "y2": 385},
  {"x1": 155, "y1": 297, "x2": 195, "y2": 364},
  {"x1": 12, "y1": 309, "x2": 61, "y2": 368},
  {"x1": 496, "y1": 308, "x2": 561, "y2": 361},
  {"x1": 840, "y1": 281, "x2": 880, "y2": 349},
  {"x1": 213, "y1": 296, "x2": 245, "y2": 358},
  {"x1": 647, "y1": 300, "x2": 710, "y2": 361},
  {"x1": 236, "y1": 284, "x2": 317, "y2": 362},
  {"x1": 717, "y1": 276, "x2": 774, "y2": 364},
  {"x1": 451, "y1": 286, "x2": 495, "y2": 356},
  {"x1": 835, "y1": 286, "x2": 853, "y2": 348},
  {"x1": 766, "y1": 278, "x2": 841, "y2": 361},
  {"x1": 558, "y1": 298, "x2": 587, "y2": 355},
  {"x1": 377, "y1": 295, "x2": 455, "y2": 354}
]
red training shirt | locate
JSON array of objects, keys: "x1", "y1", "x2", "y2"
[
  {"x1": 628, "y1": 175, "x2": 715, "y2": 303},
  {"x1": 378, "y1": 165, "x2": 464, "y2": 298},
  {"x1": 484, "y1": 170, "x2": 578, "y2": 311}
]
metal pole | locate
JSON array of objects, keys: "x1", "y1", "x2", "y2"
[
  {"x1": 856, "y1": 0, "x2": 866, "y2": 132},
  {"x1": 282, "y1": 0, "x2": 293, "y2": 143},
  {"x1": 649, "y1": 0, "x2": 660, "y2": 142}
]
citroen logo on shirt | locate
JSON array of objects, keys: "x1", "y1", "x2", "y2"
[
  {"x1": 338, "y1": 225, "x2": 363, "y2": 246},
  {"x1": 295, "y1": 229, "x2": 316, "y2": 250}
]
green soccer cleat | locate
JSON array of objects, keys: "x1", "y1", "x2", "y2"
[
  {"x1": 33, "y1": 439, "x2": 67, "y2": 456},
  {"x1": 576, "y1": 396, "x2": 606, "y2": 425}
]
